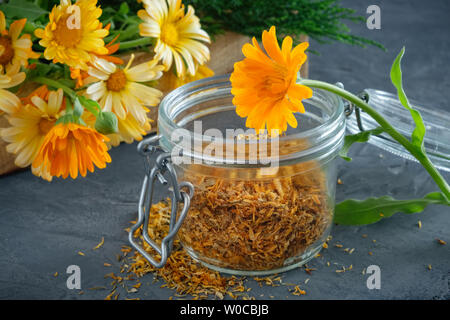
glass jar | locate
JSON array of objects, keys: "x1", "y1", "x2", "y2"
[{"x1": 142, "y1": 75, "x2": 345, "y2": 276}]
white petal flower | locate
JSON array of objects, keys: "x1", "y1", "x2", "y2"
[{"x1": 139, "y1": 0, "x2": 210, "y2": 77}]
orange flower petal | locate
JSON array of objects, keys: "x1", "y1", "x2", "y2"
[
  {"x1": 230, "y1": 26, "x2": 311, "y2": 133},
  {"x1": 32, "y1": 123, "x2": 110, "y2": 180},
  {"x1": 262, "y1": 26, "x2": 284, "y2": 64}
]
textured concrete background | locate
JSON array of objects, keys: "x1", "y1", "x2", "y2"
[{"x1": 0, "y1": 0, "x2": 449, "y2": 299}]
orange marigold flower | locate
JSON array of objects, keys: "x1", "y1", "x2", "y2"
[
  {"x1": 230, "y1": 26, "x2": 312, "y2": 134},
  {"x1": 32, "y1": 123, "x2": 111, "y2": 179}
]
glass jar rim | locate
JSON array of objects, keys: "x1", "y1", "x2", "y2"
[{"x1": 158, "y1": 74, "x2": 346, "y2": 165}]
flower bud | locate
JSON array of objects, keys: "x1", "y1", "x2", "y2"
[{"x1": 95, "y1": 111, "x2": 118, "y2": 135}]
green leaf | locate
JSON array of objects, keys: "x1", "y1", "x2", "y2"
[
  {"x1": 78, "y1": 96, "x2": 101, "y2": 116},
  {"x1": 118, "y1": 2, "x2": 129, "y2": 15},
  {"x1": 0, "y1": 0, "x2": 48, "y2": 21},
  {"x1": 339, "y1": 127, "x2": 384, "y2": 161},
  {"x1": 334, "y1": 192, "x2": 449, "y2": 225},
  {"x1": 390, "y1": 47, "x2": 426, "y2": 151},
  {"x1": 55, "y1": 114, "x2": 75, "y2": 125},
  {"x1": 95, "y1": 111, "x2": 118, "y2": 135},
  {"x1": 73, "y1": 97, "x2": 84, "y2": 118},
  {"x1": 26, "y1": 63, "x2": 64, "y2": 80}
]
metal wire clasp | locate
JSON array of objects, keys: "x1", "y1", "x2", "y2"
[
  {"x1": 335, "y1": 82, "x2": 369, "y2": 132},
  {"x1": 129, "y1": 134, "x2": 194, "y2": 268}
]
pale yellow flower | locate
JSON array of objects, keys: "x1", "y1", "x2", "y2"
[
  {"x1": 0, "y1": 87, "x2": 66, "y2": 181},
  {"x1": 109, "y1": 114, "x2": 152, "y2": 147},
  {"x1": 86, "y1": 56, "x2": 164, "y2": 124},
  {"x1": 0, "y1": 11, "x2": 40, "y2": 71},
  {"x1": 34, "y1": 0, "x2": 108, "y2": 70},
  {"x1": 83, "y1": 111, "x2": 152, "y2": 148},
  {"x1": 138, "y1": 0, "x2": 210, "y2": 77},
  {"x1": 0, "y1": 63, "x2": 25, "y2": 114},
  {"x1": 159, "y1": 64, "x2": 214, "y2": 91}
]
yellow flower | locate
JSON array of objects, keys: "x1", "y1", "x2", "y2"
[
  {"x1": 230, "y1": 26, "x2": 312, "y2": 134},
  {"x1": 70, "y1": 25, "x2": 124, "y2": 88},
  {"x1": 32, "y1": 123, "x2": 111, "y2": 179},
  {"x1": 86, "y1": 56, "x2": 164, "y2": 124},
  {"x1": 0, "y1": 11, "x2": 40, "y2": 71},
  {"x1": 0, "y1": 63, "x2": 25, "y2": 114},
  {"x1": 0, "y1": 86, "x2": 66, "y2": 181},
  {"x1": 109, "y1": 114, "x2": 152, "y2": 146},
  {"x1": 34, "y1": 0, "x2": 108, "y2": 70},
  {"x1": 159, "y1": 64, "x2": 214, "y2": 91},
  {"x1": 138, "y1": 0, "x2": 210, "y2": 77}
]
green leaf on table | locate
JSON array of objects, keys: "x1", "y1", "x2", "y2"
[
  {"x1": 334, "y1": 192, "x2": 449, "y2": 225},
  {"x1": 390, "y1": 47, "x2": 426, "y2": 151},
  {"x1": 0, "y1": 0, "x2": 48, "y2": 21},
  {"x1": 339, "y1": 127, "x2": 384, "y2": 161}
]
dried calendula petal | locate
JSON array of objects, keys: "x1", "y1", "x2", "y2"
[
  {"x1": 125, "y1": 160, "x2": 331, "y2": 298},
  {"x1": 93, "y1": 237, "x2": 105, "y2": 250},
  {"x1": 292, "y1": 286, "x2": 306, "y2": 296},
  {"x1": 126, "y1": 199, "x2": 246, "y2": 298},
  {"x1": 177, "y1": 164, "x2": 331, "y2": 271},
  {"x1": 105, "y1": 290, "x2": 116, "y2": 300}
]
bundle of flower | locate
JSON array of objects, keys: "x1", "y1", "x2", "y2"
[{"x1": 0, "y1": 0, "x2": 213, "y2": 181}]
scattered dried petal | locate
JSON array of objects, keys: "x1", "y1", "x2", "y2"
[{"x1": 93, "y1": 237, "x2": 105, "y2": 250}]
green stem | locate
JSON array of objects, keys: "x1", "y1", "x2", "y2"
[
  {"x1": 118, "y1": 37, "x2": 153, "y2": 50},
  {"x1": 300, "y1": 79, "x2": 450, "y2": 199},
  {"x1": 31, "y1": 77, "x2": 76, "y2": 99},
  {"x1": 32, "y1": 77, "x2": 101, "y2": 117}
]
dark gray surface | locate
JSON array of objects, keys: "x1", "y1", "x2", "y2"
[{"x1": 0, "y1": 0, "x2": 449, "y2": 300}]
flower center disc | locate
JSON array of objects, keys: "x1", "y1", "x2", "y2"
[
  {"x1": 260, "y1": 63, "x2": 290, "y2": 97},
  {"x1": 160, "y1": 23, "x2": 179, "y2": 47},
  {"x1": 53, "y1": 15, "x2": 83, "y2": 48},
  {"x1": 0, "y1": 36, "x2": 14, "y2": 66},
  {"x1": 39, "y1": 118, "x2": 56, "y2": 134},
  {"x1": 106, "y1": 69, "x2": 127, "y2": 92}
]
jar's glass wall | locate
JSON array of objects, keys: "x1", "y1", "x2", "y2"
[
  {"x1": 157, "y1": 75, "x2": 345, "y2": 275},
  {"x1": 175, "y1": 158, "x2": 338, "y2": 275}
]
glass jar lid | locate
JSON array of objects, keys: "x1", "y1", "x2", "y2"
[{"x1": 346, "y1": 88, "x2": 450, "y2": 172}]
